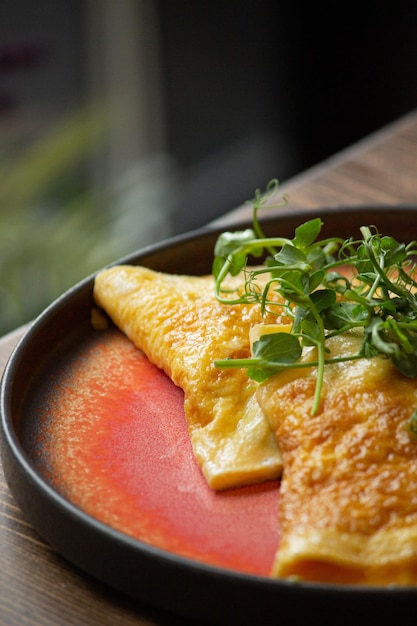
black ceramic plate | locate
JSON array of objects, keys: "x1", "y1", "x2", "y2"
[{"x1": 2, "y1": 206, "x2": 417, "y2": 626}]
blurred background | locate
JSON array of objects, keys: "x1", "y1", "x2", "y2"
[{"x1": 1, "y1": 0, "x2": 417, "y2": 334}]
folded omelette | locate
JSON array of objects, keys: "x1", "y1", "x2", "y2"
[
  {"x1": 93, "y1": 265, "x2": 282, "y2": 490},
  {"x1": 257, "y1": 331, "x2": 417, "y2": 585}
]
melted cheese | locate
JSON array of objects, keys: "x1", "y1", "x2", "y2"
[
  {"x1": 93, "y1": 265, "x2": 282, "y2": 490},
  {"x1": 257, "y1": 331, "x2": 417, "y2": 585}
]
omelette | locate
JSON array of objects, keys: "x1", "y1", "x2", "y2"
[
  {"x1": 93, "y1": 265, "x2": 282, "y2": 490},
  {"x1": 94, "y1": 262, "x2": 417, "y2": 585},
  {"x1": 257, "y1": 330, "x2": 417, "y2": 585}
]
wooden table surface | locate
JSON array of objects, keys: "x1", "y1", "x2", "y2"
[{"x1": 1, "y1": 109, "x2": 417, "y2": 625}]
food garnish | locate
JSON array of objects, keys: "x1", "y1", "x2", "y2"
[{"x1": 213, "y1": 180, "x2": 417, "y2": 420}]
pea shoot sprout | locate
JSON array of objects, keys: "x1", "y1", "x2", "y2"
[{"x1": 213, "y1": 181, "x2": 417, "y2": 425}]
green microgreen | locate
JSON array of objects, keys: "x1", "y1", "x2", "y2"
[{"x1": 213, "y1": 181, "x2": 417, "y2": 426}]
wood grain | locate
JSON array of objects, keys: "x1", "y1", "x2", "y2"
[{"x1": 214, "y1": 110, "x2": 417, "y2": 225}]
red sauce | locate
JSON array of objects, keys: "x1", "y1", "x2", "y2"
[{"x1": 38, "y1": 328, "x2": 280, "y2": 576}]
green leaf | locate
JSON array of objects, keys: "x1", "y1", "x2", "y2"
[
  {"x1": 252, "y1": 332, "x2": 302, "y2": 363},
  {"x1": 308, "y1": 269, "x2": 326, "y2": 292},
  {"x1": 273, "y1": 244, "x2": 309, "y2": 269},
  {"x1": 379, "y1": 298, "x2": 398, "y2": 315},
  {"x1": 276, "y1": 270, "x2": 311, "y2": 303},
  {"x1": 300, "y1": 319, "x2": 322, "y2": 345},
  {"x1": 310, "y1": 289, "x2": 336, "y2": 313},
  {"x1": 292, "y1": 218, "x2": 323, "y2": 249},
  {"x1": 393, "y1": 351, "x2": 417, "y2": 378},
  {"x1": 323, "y1": 302, "x2": 368, "y2": 330},
  {"x1": 307, "y1": 248, "x2": 327, "y2": 272},
  {"x1": 213, "y1": 229, "x2": 255, "y2": 258},
  {"x1": 213, "y1": 229, "x2": 256, "y2": 278},
  {"x1": 241, "y1": 332, "x2": 304, "y2": 383},
  {"x1": 246, "y1": 364, "x2": 283, "y2": 383},
  {"x1": 379, "y1": 236, "x2": 407, "y2": 266}
]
